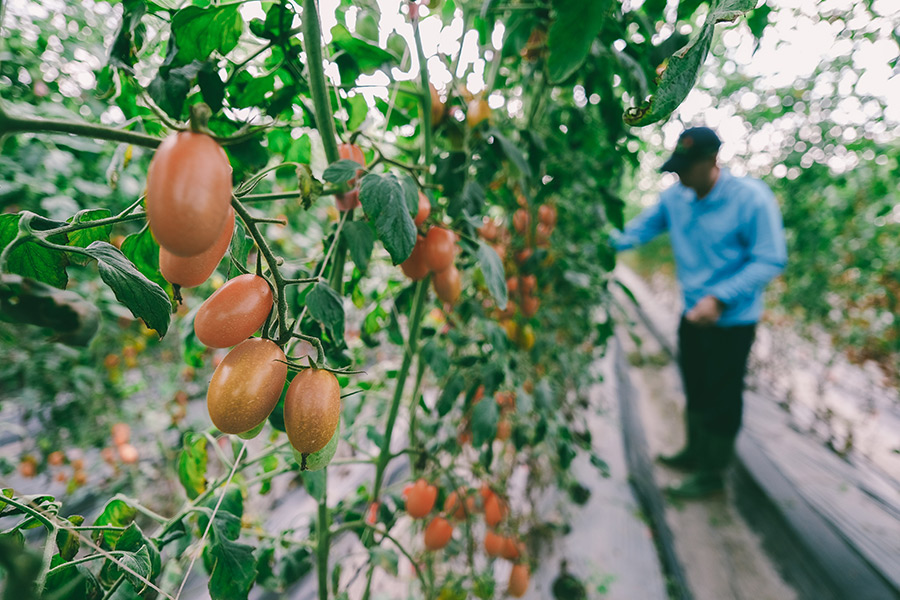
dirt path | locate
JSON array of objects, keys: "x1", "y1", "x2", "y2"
[{"x1": 614, "y1": 284, "x2": 798, "y2": 600}]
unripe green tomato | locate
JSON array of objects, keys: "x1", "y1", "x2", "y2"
[{"x1": 292, "y1": 417, "x2": 340, "y2": 471}]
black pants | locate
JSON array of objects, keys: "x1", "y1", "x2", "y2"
[{"x1": 677, "y1": 316, "x2": 756, "y2": 460}]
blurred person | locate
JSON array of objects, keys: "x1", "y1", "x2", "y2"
[{"x1": 612, "y1": 126, "x2": 787, "y2": 498}]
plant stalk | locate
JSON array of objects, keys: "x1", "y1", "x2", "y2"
[{"x1": 316, "y1": 472, "x2": 329, "y2": 600}]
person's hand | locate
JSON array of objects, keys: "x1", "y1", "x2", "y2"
[{"x1": 685, "y1": 295, "x2": 724, "y2": 326}]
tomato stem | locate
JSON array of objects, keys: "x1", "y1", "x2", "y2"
[
  {"x1": 188, "y1": 103, "x2": 212, "y2": 134},
  {"x1": 316, "y1": 471, "x2": 329, "y2": 600}
]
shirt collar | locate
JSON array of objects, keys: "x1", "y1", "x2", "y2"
[{"x1": 682, "y1": 167, "x2": 731, "y2": 203}]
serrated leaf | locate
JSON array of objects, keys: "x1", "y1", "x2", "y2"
[
  {"x1": 306, "y1": 281, "x2": 345, "y2": 340},
  {"x1": 476, "y1": 242, "x2": 508, "y2": 308},
  {"x1": 398, "y1": 173, "x2": 419, "y2": 214},
  {"x1": 147, "y1": 60, "x2": 204, "y2": 119},
  {"x1": 301, "y1": 470, "x2": 326, "y2": 502},
  {"x1": 172, "y1": 5, "x2": 244, "y2": 63},
  {"x1": 323, "y1": 159, "x2": 363, "y2": 184},
  {"x1": 471, "y1": 398, "x2": 499, "y2": 447},
  {"x1": 178, "y1": 432, "x2": 207, "y2": 500},
  {"x1": 422, "y1": 339, "x2": 450, "y2": 377},
  {"x1": 547, "y1": 0, "x2": 613, "y2": 84},
  {"x1": 625, "y1": 0, "x2": 757, "y2": 126},
  {"x1": 358, "y1": 173, "x2": 416, "y2": 265},
  {"x1": 0, "y1": 214, "x2": 68, "y2": 289},
  {"x1": 66, "y1": 209, "x2": 112, "y2": 264},
  {"x1": 343, "y1": 221, "x2": 375, "y2": 273},
  {"x1": 228, "y1": 222, "x2": 253, "y2": 272},
  {"x1": 83, "y1": 241, "x2": 171, "y2": 337}
]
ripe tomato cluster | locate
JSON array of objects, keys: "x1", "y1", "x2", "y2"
[
  {"x1": 402, "y1": 225, "x2": 462, "y2": 305},
  {"x1": 147, "y1": 131, "x2": 341, "y2": 467},
  {"x1": 400, "y1": 479, "x2": 529, "y2": 596}
]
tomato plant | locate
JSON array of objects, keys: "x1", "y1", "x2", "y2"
[{"x1": 0, "y1": 0, "x2": 768, "y2": 598}]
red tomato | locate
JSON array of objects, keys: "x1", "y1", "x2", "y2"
[
  {"x1": 521, "y1": 295, "x2": 540, "y2": 318},
  {"x1": 483, "y1": 493, "x2": 506, "y2": 527},
  {"x1": 444, "y1": 489, "x2": 475, "y2": 520},
  {"x1": 401, "y1": 236, "x2": 430, "y2": 281},
  {"x1": 405, "y1": 478, "x2": 438, "y2": 518},
  {"x1": 194, "y1": 274, "x2": 273, "y2": 348},
  {"x1": 484, "y1": 530, "x2": 504, "y2": 557},
  {"x1": 538, "y1": 204, "x2": 557, "y2": 226},
  {"x1": 146, "y1": 131, "x2": 232, "y2": 257},
  {"x1": 415, "y1": 191, "x2": 431, "y2": 226},
  {"x1": 111, "y1": 423, "x2": 131, "y2": 446},
  {"x1": 160, "y1": 207, "x2": 234, "y2": 288},
  {"x1": 513, "y1": 208, "x2": 530, "y2": 234},
  {"x1": 207, "y1": 338, "x2": 287, "y2": 434},
  {"x1": 424, "y1": 517, "x2": 453, "y2": 550},
  {"x1": 432, "y1": 265, "x2": 461, "y2": 305},
  {"x1": 336, "y1": 143, "x2": 366, "y2": 211},
  {"x1": 423, "y1": 227, "x2": 456, "y2": 272}
]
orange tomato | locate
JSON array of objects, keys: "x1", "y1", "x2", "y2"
[
  {"x1": 161, "y1": 207, "x2": 235, "y2": 288},
  {"x1": 483, "y1": 493, "x2": 506, "y2": 527},
  {"x1": 538, "y1": 204, "x2": 557, "y2": 226},
  {"x1": 501, "y1": 537, "x2": 521, "y2": 560},
  {"x1": 284, "y1": 368, "x2": 342, "y2": 454},
  {"x1": 484, "y1": 530, "x2": 504, "y2": 557},
  {"x1": 467, "y1": 98, "x2": 491, "y2": 128},
  {"x1": 496, "y1": 419, "x2": 511, "y2": 440},
  {"x1": 506, "y1": 277, "x2": 519, "y2": 295},
  {"x1": 47, "y1": 451, "x2": 65, "y2": 467},
  {"x1": 508, "y1": 564, "x2": 530, "y2": 597},
  {"x1": 146, "y1": 131, "x2": 232, "y2": 257},
  {"x1": 521, "y1": 295, "x2": 540, "y2": 318},
  {"x1": 513, "y1": 208, "x2": 530, "y2": 234},
  {"x1": 424, "y1": 517, "x2": 453, "y2": 550},
  {"x1": 194, "y1": 274, "x2": 273, "y2": 348},
  {"x1": 401, "y1": 235, "x2": 430, "y2": 281},
  {"x1": 479, "y1": 217, "x2": 499, "y2": 241},
  {"x1": 111, "y1": 422, "x2": 131, "y2": 446},
  {"x1": 432, "y1": 265, "x2": 461, "y2": 305},
  {"x1": 207, "y1": 338, "x2": 287, "y2": 435},
  {"x1": 405, "y1": 478, "x2": 438, "y2": 518},
  {"x1": 520, "y1": 275, "x2": 537, "y2": 295},
  {"x1": 423, "y1": 227, "x2": 456, "y2": 272},
  {"x1": 118, "y1": 443, "x2": 139, "y2": 464}
]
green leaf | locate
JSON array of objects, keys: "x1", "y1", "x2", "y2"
[
  {"x1": 471, "y1": 398, "x2": 499, "y2": 447},
  {"x1": 346, "y1": 94, "x2": 369, "y2": 130},
  {"x1": 228, "y1": 222, "x2": 253, "y2": 272},
  {"x1": 301, "y1": 470, "x2": 326, "y2": 502},
  {"x1": 547, "y1": 0, "x2": 613, "y2": 84},
  {"x1": 66, "y1": 209, "x2": 112, "y2": 264},
  {"x1": 358, "y1": 173, "x2": 417, "y2": 265},
  {"x1": 476, "y1": 242, "x2": 508, "y2": 309},
  {"x1": 92, "y1": 499, "x2": 138, "y2": 549},
  {"x1": 114, "y1": 523, "x2": 161, "y2": 579},
  {"x1": 55, "y1": 515, "x2": 84, "y2": 561},
  {"x1": 44, "y1": 555, "x2": 101, "y2": 600},
  {"x1": 368, "y1": 547, "x2": 399, "y2": 576},
  {"x1": 343, "y1": 221, "x2": 375, "y2": 273},
  {"x1": 437, "y1": 372, "x2": 465, "y2": 417},
  {"x1": 83, "y1": 241, "x2": 171, "y2": 337},
  {"x1": 330, "y1": 24, "x2": 397, "y2": 84},
  {"x1": 489, "y1": 130, "x2": 532, "y2": 179},
  {"x1": 120, "y1": 225, "x2": 169, "y2": 292},
  {"x1": 172, "y1": 5, "x2": 244, "y2": 63},
  {"x1": 117, "y1": 544, "x2": 153, "y2": 592},
  {"x1": 306, "y1": 281, "x2": 345, "y2": 339},
  {"x1": 323, "y1": 159, "x2": 363, "y2": 184},
  {"x1": 0, "y1": 214, "x2": 68, "y2": 289},
  {"x1": 177, "y1": 432, "x2": 207, "y2": 500},
  {"x1": 147, "y1": 60, "x2": 204, "y2": 119},
  {"x1": 0, "y1": 274, "x2": 100, "y2": 346},
  {"x1": 624, "y1": 0, "x2": 757, "y2": 126},
  {"x1": 198, "y1": 62, "x2": 225, "y2": 113}
]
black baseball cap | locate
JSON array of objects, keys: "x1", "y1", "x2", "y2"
[{"x1": 660, "y1": 127, "x2": 721, "y2": 173}]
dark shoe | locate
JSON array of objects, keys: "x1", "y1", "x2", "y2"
[
  {"x1": 664, "y1": 471, "x2": 724, "y2": 499},
  {"x1": 656, "y1": 447, "x2": 698, "y2": 471}
]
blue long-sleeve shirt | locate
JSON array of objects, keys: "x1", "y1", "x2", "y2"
[{"x1": 613, "y1": 168, "x2": 787, "y2": 326}]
